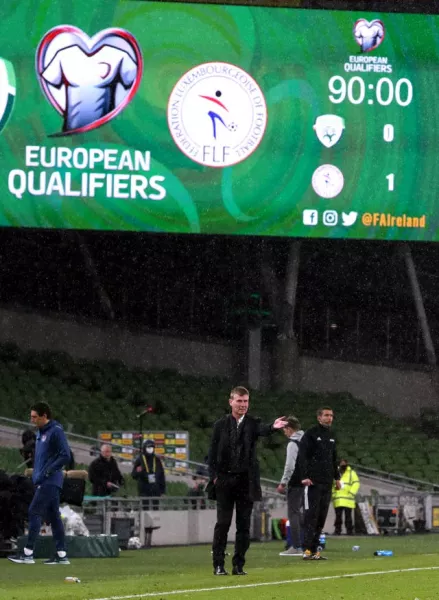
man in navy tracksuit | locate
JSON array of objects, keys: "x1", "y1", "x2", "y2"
[{"x1": 8, "y1": 402, "x2": 71, "y2": 565}]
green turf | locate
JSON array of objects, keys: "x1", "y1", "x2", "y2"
[{"x1": 2, "y1": 535, "x2": 439, "y2": 600}]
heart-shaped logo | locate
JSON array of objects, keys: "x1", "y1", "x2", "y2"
[
  {"x1": 354, "y1": 19, "x2": 385, "y2": 53},
  {"x1": 36, "y1": 26, "x2": 143, "y2": 136}
]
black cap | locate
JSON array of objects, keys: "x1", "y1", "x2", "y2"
[{"x1": 143, "y1": 439, "x2": 155, "y2": 448}]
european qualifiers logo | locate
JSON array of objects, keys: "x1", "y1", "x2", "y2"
[
  {"x1": 9, "y1": 27, "x2": 165, "y2": 206},
  {"x1": 10, "y1": 29, "x2": 165, "y2": 205},
  {"x1": 168, "y1": 62, "x2": 267, "y2": 168},
  {"x1": 345, "y1": 19, "x2": 392, "y2": 74},
  {"x1": 36, "y1": 26, "x2": 143, "y2": 136},
  {"x1": 0, "y1": 57, "x2": 16, "y2": 134},
  {"x1": 354, "y1": 19, "x2": 385, "y2": 53}
]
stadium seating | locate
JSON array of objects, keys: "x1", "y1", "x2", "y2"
[{"x1": 0, "y1": 342, "x2": 437, "y2": 484}]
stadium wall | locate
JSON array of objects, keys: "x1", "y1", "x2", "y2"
[{"x1": 0, "y1": 307, "x2": 436, "y2": 418}]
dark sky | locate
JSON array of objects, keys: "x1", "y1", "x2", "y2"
[{"x1": 0, "y1": 228, "x2": 437, "y2": 366}]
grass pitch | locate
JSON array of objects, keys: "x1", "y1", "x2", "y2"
[{"x1": 1, "y1": 535, "x2": 439, "y2": 600}]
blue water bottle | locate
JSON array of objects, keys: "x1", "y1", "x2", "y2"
[
  {"x1": 317, "y1": 533, "x2": 326, "y2": 551},
  {"x1": 374, "y1": 550, "x2": 393, "y2": 557}
]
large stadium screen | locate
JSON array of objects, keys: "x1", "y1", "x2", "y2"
[{"x1": 0, "y1": 1, "x2": 437, "y2": 240}]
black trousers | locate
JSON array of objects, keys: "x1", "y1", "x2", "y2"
[
  {"x1": 303, "y1": 483, "x2": 332, "y2": 553},
  {"x1": 287, "y1": 485, "x2": 304, "y2": 549},
  {"x1": 334, "y1": 506, "x2": 353, "y2": 534},
  {"x1": 212, "y1": 473, "x2": 253, "y2": 569}
]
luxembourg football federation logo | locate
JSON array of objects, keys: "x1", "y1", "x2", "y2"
[
  {"x1": 168, "y1": 62, "x2": 267, "y2": 168},
  {"x1": 314, "y1": 115, "x2": 345, "y2": 148},
  {"x1": 354, "y1": 19, "x2": 385, "y2": 53},
  {"x1": 0, "y1": 57, "x2": 16, "y2": 133},
  {"x1": 36, "y1": 26, "x2": 143, "y2": 136}
]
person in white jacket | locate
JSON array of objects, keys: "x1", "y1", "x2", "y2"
[{"x1": 277, "y1": 416, "x2": 304, "y2": 556}]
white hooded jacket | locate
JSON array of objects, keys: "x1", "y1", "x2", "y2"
[{"x1": 280, "y1": 429, "x2": 304, "y2": 486}]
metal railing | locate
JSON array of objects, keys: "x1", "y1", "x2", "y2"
[
  {"x1": 349, "y1": 462, "x2": 439, "y2": 492},
  {"x1": 83, "y1": 495, "x2": 216, "y2": 512}
]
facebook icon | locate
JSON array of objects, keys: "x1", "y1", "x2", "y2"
[{"x1": 303, "y1": 209, "x2": 318, "y2": 226}]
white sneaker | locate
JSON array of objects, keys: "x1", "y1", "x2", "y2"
[
  {"x1": 8, "y1": 553, "x2": 35, "y2": 564},
  {"x1": 279, "y1": 547, "x2": 304, "y2": 556}
]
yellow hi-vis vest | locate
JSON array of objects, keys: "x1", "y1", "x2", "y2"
[{"x1": 332, "y1": 466, "x2": 360, "y2": 509}]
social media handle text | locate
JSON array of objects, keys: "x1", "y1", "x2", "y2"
[{"x1": 362, "y1": 212, "x2": 426, "y2": 229}]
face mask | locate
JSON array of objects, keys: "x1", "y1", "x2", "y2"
[
  {"x1": 340, "y1": 465, "x2": 347, "y2": 474},
  {"x1": 146, "y1": 447, "x2": 154, "y2": 454}
]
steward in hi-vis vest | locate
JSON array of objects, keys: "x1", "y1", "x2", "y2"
[{"x1": 332, "y1": 459, "x2": 360, "y2": 535}]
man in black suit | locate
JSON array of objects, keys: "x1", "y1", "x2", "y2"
[{"x1": 207, "y1": 386, "x2": 287, "y2": 576}]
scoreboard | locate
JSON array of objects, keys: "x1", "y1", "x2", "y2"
[
  {"x1": 0, "y1": 1, "x2": 439, "y2": 240},
  {"x1": 98, "y1": 430, "x2": 189, "y2": 473}
]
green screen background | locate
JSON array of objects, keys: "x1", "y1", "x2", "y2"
[{"x1": 0, "y1": 0, "x2": 438, "y2": 240}]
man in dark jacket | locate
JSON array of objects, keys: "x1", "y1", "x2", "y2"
[
  {"x1": 131, "y1": 440, "x2": 166, "y2": 498},
  {"x1": 207, "y1": 386, "x2": 287, "y2": 576},
  {"x1": 0, "y1": 472, "x2": 34, "y2": 541},
  {"x1": 298, "y1": 407, "x2": 341, "y2": 561},
  {"x1": 8, "y1": 401, "x2": 71, "y2": 565},
  {"x1": 88, "y1": 445, "x2": 124, "y2": 496}
]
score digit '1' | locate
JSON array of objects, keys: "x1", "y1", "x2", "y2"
[{"x1": 386, "y1": 173, "x2": 395, "y2": 191}]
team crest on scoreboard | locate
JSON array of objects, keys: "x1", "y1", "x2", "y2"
[
  {"x1": 167, "y1": 61, "x2": 267, "y2": 167},
  {"x1": 0, "y1": 57, "x2": 16, "y2": 134},
  {"x1": 313, "y1": 115, "x2": 345, "y2": 148}
]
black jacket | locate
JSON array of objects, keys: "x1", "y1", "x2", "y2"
[
  {"x1": 297, "y1": 423, "x2": 339, "y2": 486},
  {"x1": 20, "y1": 440, "x2": 35, "y2": 468},
  {"x1": 206, "y1": 414, "x2": 274, "y2": 502},
  {"x1": 131, "y1": 453, "x2": 166, "y2": 497},
  {"x1": 88, "y1": 456, "x2": 124, "y2": 496},
  {"x1": 66, "y1": 450, "x2": 75, "y2": 471}
]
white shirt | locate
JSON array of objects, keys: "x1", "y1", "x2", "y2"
[
  {"x1": 42, "y1": 46, "x2": 137, "y2": 131},
  {"x1": 355, "y1": 23, "x2": 383, "y2": 52}
]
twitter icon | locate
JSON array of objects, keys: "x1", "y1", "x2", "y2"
[{"x1": 342, "y1": 211, "x2": 358, "y2": 226}]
